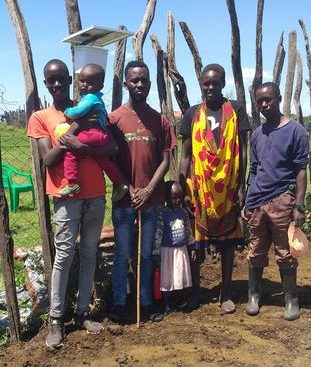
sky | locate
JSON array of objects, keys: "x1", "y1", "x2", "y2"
[{"x1": 1, "y1": 0, "x2": 311, "y2": 116}]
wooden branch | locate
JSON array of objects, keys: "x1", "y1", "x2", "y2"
[
  {"x1": 5, "y1": 0, "x2": 40, "y2": 115},
  {"x1": 150, "y1": 34, "x2": 177, "y2": 180},
  {"x1": 283, "y1": 31, "x2": 297, "y2": 116},
  {"x1": 272, "y1": 32, "x2": 285, "y2": 86},
  {"x1": 226, "y1": 0, "x2": 246, "y2": 107},
  {"x1": 150, "y1": 35, "x2": 175, "y2": 124},
  {"x1": 249, "y1": 0, "x2": 264, "y2": 128},
  {"x1": 3, "y1": 0, "x2": 41, "y2": 342},
  {"x1": 112, "y1": 25, "x2": 128, "y2": 111},
  {"x1": 132, "y1": 0, "x2": 157, "y2": 61},
  {"x1": 298, "y1": 19, "x2": 311, "y2": 109},
  {"x1": 5, "y1": 0, "x2": 54, "y2": 308},
  {"x1": 179, "y1": 21, "x2": 203, "y2": 86},
  {"x1": 294, "y1": 51, "x2": 303, "y2": 124},
  {"x1": 65, "y1": 0, "x2": 82, "y2": 101},
  {"x1": 167, "y1": 12, "x2": 190, "y2": 115},
  {"x1": 64, "y1": 0, "x2": 82, "y2": 37},
  {"x1": 30, "y1": 139, "x2": 54, "y2": 285},
  {"x1": 0, "y1": 148, "x2": 19, "y2": 342},
  {"x1": 0, "y1": 184, "x2": 20, "y2": 342},
  {"x1": 150, "y1": 35, "x2": 166, "y2": 108}
]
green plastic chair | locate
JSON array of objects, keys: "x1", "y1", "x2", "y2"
[
  {"x1": 1, "y1": 162, "x2": 35, "y2": 213},
  {"x1": 1, "y1": 162, "x2": 10, "y2": 189}
]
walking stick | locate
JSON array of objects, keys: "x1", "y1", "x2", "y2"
[{"x1": 136, "y1": 209, "x2": 142, "y2": 328}]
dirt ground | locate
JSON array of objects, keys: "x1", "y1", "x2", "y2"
[{"x1": 1, "y1": 248, "x2": 311, "y2": 367}]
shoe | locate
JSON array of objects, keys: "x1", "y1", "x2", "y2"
[
  {"x1": 109, "y1": 304, "x2": 125, "y2": 324},
  {"x1": 185, "y1": 291, "x2": 201, "y2": 312},
  {"x1": 74, "y1": 312, "x2": 103, "y2": 334},
  {"x1": 163, "y1": 303, "x2": 173, "y2": 315},
  {"x1": 45, "y1": 317, "x2": 64, "y2": 349},
  {"x1": 171, "y1": 295, "x2": 188, "y2": 310},
  {"x1": 60, "y1": 184, "x2": 80, "y2": 196},
  {"x1": 141, "y1": 305, "x2": 164, "y2": 322},
  {"x1": 112, "y1": 184, "x2": 128, "y2": 202}
]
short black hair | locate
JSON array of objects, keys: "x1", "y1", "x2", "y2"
[
  {"x1": 202, "y1": 63, "x2": 226, "y2": 83},
  {"x1": 165, "y1": 180, "x2": 175, "y2": 200},
  {"x1": 165, "y1": 180, "x2": 182, "y2": 201},
  {"x1": 256, "y1": 82, "x2": 281, "y2": 97},
  {"x1": 82, "y1": 63, "x2": 105, "y2": 83},
  {"x1": 124, "y1": 60, "x2": 149, "y2": 79},
  {"x1": 44, "y1": 59, "x2": 69, "y2": 76}
]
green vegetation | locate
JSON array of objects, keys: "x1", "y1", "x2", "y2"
[{"x1": 0, "y1": 124, "x2": 113, "y2": 289}]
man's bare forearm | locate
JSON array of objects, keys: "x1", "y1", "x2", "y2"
[
  {"x1": 146, "y1": 152, "x2": 169, "y2": 193},
  {"x1": 37, "y1": 137, "x2": 64, "y2": 167},
  {"x1": 295, "y1": 168, "x2": 307, "y2": 204},
  {"x1": 179, "y1": 137, "x2": 191, "y2": 195},
  {"x1": 80, "y1": 142, "x2": 118, "y2": 157},
  {"x1": 238, "y1": 131, "x2": 248, "y2": 188}
]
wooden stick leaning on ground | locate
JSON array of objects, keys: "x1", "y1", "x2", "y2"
[{"x1": 136, "y1": 210, "x2": 142, "y2": 328}]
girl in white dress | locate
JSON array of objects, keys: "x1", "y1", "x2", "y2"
[{"x1": 154, "y1": 181, "x2": 195, "y2": 313}]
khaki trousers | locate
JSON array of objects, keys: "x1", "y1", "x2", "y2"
[{"x1": 245, "y1": 191, "x2": 298, "y2": 269}]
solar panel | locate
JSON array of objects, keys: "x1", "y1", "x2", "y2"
[{"x1": 62, "y1": 25, "x2": 134, "y2": 47}]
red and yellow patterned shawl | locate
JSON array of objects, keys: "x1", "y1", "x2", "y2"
[{"x1": 191, "y1": 100, "x2": 240, "y2": 238}]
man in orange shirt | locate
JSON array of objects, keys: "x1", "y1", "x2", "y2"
[{"x1": 27, "y1": 59, "x2": 118, "y2": 348}]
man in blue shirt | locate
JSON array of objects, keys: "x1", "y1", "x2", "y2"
[{"x1": 245, "y1": 82, "x2": 309, "y2": 321}]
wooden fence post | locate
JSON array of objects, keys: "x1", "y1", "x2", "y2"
[
  {"x1": 179, "y1": 21, "x2": 203, "y2": 89},
  {"x1": 150, "y1": 34, "x2": 178, "y2": 180},
  {"x1": 167, "y1": 13, "x2": 190, "y2": 115},
  {"x1": 64, "y1": 0, "x2": 82, "y2": 101},
  {"x1": 226, "y1": 0, "x2": 247, "y2": 108},
  {"x1": 294, "y1": 51, "x2": 304, "y2": 124},
  {"x1": 5, "y1": 0, "x2": 54, "y2": 300},
  {"x1": 112, "y1": 25, "x2": 128, "y2": 111},
  {"x1": 298, "y1": 19, "x2": 311, "y2": 110},
  {"x1": 132, "y1": 0, "x2": 157, "y2": 60},
  {"x1": 249, "y1": 0, "x2": 264, "y2": 128},
  {"x1": 0, "y1": 150, "x2": 20, "y2": 342},
  {"x1": 283, "y1": 31, "x2": 297, "y2": 117},
  {"x1": 273, "y1": 32, "x2": 286, "y2": 86}
]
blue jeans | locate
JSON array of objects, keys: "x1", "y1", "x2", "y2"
[
  {"x1": 112, "y1": 206, "x2": 158, "y2": 306},
  {"x1": 50, "y1": 196, "x2": 105, "y2": 318}
]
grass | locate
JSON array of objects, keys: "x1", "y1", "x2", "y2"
[{"x1": 0, "y1": 123, "x2": 113, "y2": 290}]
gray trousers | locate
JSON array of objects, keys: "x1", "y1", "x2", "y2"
[{"x1": 50, "y1": 196, "x2": 105, "y2": 318}]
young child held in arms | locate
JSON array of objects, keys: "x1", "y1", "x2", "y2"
[
  {"x1": 54, "y1": 63, "x2": 127, "y2": 201},
  {"x1": 154, "y1": 181, "x2": 195, "y2": 314}
]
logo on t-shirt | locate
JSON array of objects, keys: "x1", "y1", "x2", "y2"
[
  {"x1": 170, "y1": 218, "x2": 185, "y2": 242},
  {"x1": 208, "y1": 116, "x2": 220, "y2": 132}
]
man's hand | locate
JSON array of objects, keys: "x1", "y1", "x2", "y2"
[
  {"x1": 237, "y1": 186, "x2": 246, "y2": 211},
  {"x1": 293, "y1": 208, "x2": 305, "y2": 227},
  {"x1": 183, "y1": 195, "x2": 195, "y2": 219},
  {"x1": 58, "y1": 133, "x2": 84, "y2": 152},
  {"x1": 191, "y1": 250, "x2": 196, "y2": 262},
  {"x1": 131, "y1": 187, "x2": 151, "y2": 209}
]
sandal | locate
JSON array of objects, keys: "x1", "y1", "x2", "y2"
[
  {"x1": 149, "y1": 312, "x2": 164, "y2": 322},
  {"x1": 141, "y1": 305, "x2": 164, "y2": 322},
  {"x1": 220, "y1": 299, "x2": 236, "y2": 314}
]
